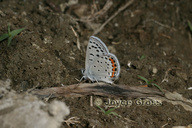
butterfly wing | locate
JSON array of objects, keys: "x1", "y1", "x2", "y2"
[
  {"x1": 89, "y1": 53, "x2": 120, "y2": 84},
  {"x1": 85, "y1": 36, "x2": 109, "y2": 71}
]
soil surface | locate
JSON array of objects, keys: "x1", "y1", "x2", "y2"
[{"x1": 0, "y1": 0, "x2": 192, "y2": 127}]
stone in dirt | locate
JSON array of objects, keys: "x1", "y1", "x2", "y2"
[{"x1": 0, "y1": 79, "x2": 70, "y2": 128}]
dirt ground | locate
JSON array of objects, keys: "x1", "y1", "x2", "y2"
[{"x1": 0, "y1": 0, "x2": 192, "y2": 127}]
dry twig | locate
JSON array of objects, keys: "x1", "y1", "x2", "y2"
[
  {"x1": 162, "y1": 67, "x2": 181, "y2": 83},
  {"x1": 93, "y1": 0, "x2": 135, "y2": 35},
  {"x1": 71, "y1": 25, "x2": 80, "y2": 50},
  {"x1": 64, "y1": 117, "x2": 80, "y2": 126},
  {"x1": 160, "y1": 33, "x2": 171, "y2": 39},
  {"x1": 78, "y1": 0, "x2": 113, "y2": 22},
  {"x1": 33, "y1": 82, "x2": 192, "y2": 112},
  {"x1": 90, "y1": 96, "x2": 93, "y2": 107},
  {"x1": 44, "y1": 93, "x2": 53, "y2": 102},
  {"x1": 32, "y1": 83, "x2": 192, "y2": 112},
  {"x1": 143, "y1": 19, "x2": 176, "y2": 31},
  {"x1": 33, "y1": 82, "x2": 163, "y2": 98}
]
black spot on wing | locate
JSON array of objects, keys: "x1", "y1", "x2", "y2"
[
  {"x1": 90, "y1": 53, "x2": 94, "y2": 56},
  {"x1": 91, "y1": 45, "x2": 97, "y2": 49}
]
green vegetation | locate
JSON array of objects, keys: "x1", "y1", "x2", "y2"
[
  {"x1": 187, "y1": 20, "x2": 192, "y2": 32},
  {"x1": 138, "y1": 75, "x2": 163, "y2": 92},
  {"x1": 0, "y1": 24, "x2": 24, "y2": 46},
  {"x1": 96, "y1": 105, "x2": 121, "y2": 117},
  {"x1": 139, "y1": 55, "x2": 146, "y2": 60}
]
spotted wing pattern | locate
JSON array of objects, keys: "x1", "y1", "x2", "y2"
[
  {"x1": 85, "y1": 36, "x2": 109, "y2": 71},
  {"x1": 89, "y1": 53, "x2": 120, "y2": 84}
]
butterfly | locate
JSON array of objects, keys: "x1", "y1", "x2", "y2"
[{"x1": 81, "y1": 36, "x2": 120, "y2": 84}]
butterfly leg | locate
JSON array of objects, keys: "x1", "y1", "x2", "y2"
[{"x1": 92, "y1": 76, "x2": 101, "y2": 86}]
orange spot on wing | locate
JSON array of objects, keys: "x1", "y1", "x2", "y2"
[
  {"x1": 111, "y1": 72, "x2": 115, "y2": 77},
  {"x1": 109, "y1": 58, "x2": 117, "y2": 78}
]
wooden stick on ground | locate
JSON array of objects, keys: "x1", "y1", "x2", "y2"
[
  {"x1": 33, "y1": 82, "x2": 192, "y2": 112},
  {"x1": 33, "y1": 82, "x2": 163, "y2": 98}
]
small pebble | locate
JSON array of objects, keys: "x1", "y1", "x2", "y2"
[
  {"x1": 114, "y1": 23, "x2": 119, "y2": 27},
  {"x1": 152, "y1": 67, "x2": 158, "y2": 74},
  {"x1": 108, "y1": 35, "x2": 114, "y2": 40}
]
